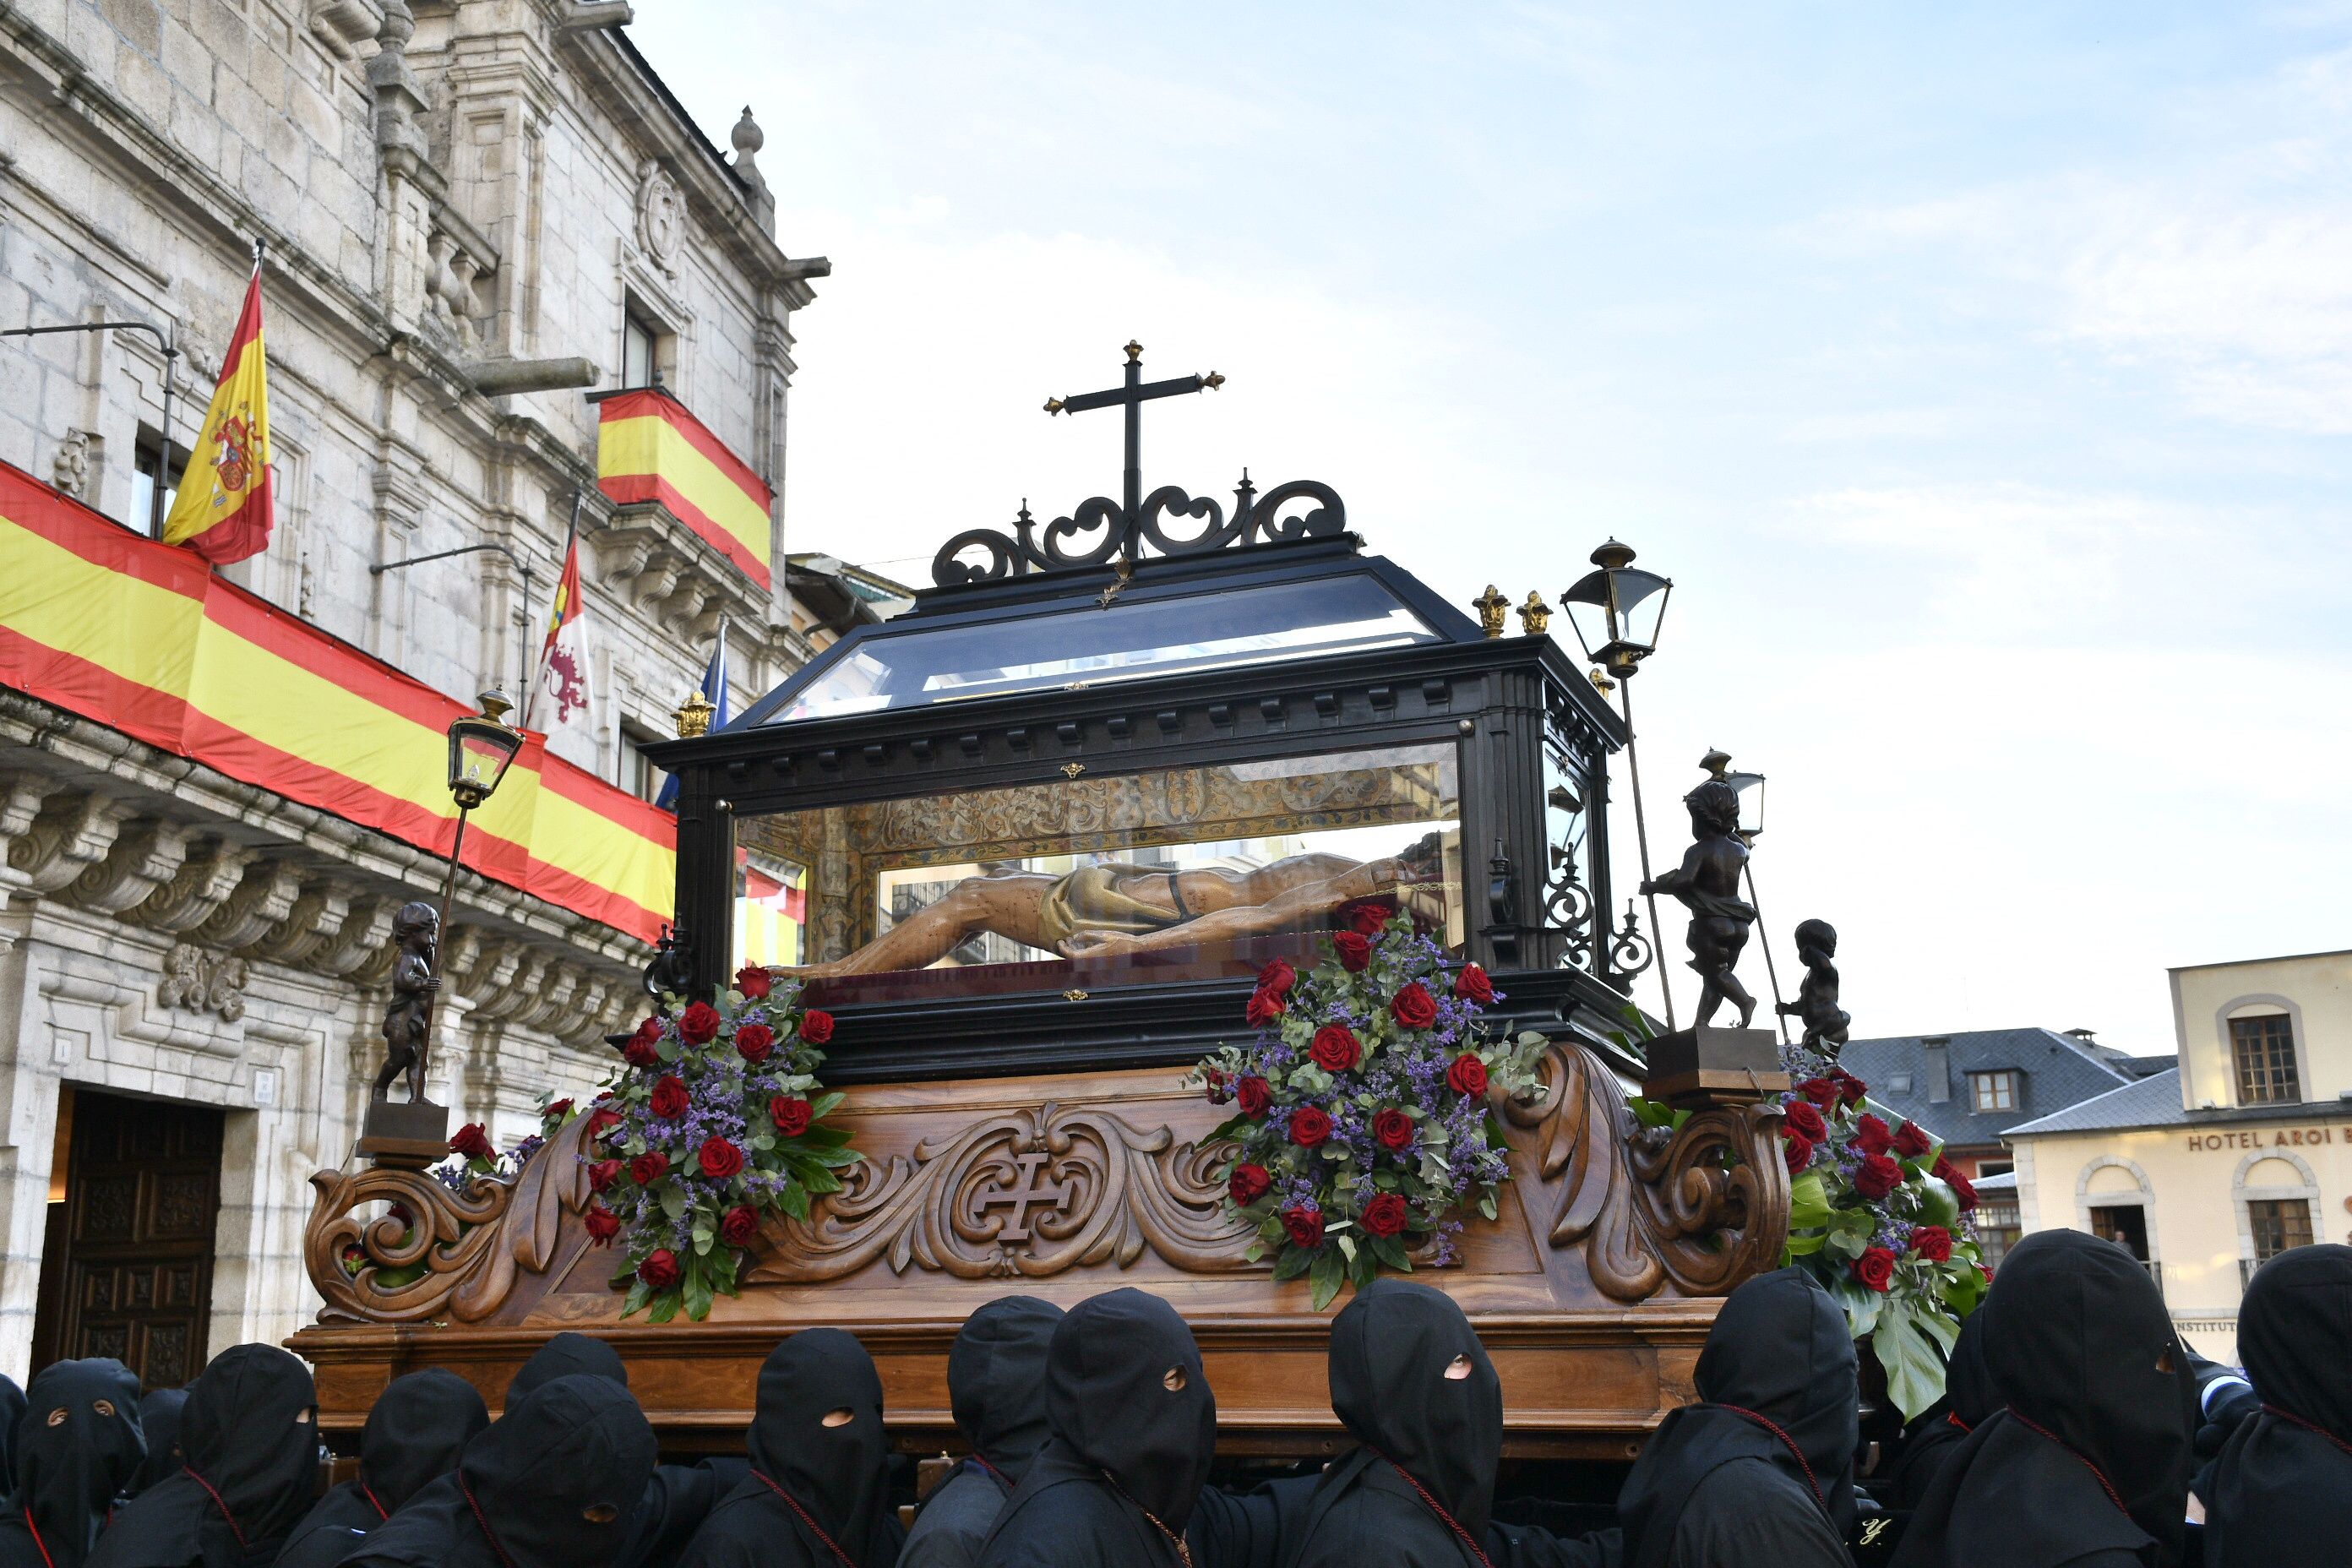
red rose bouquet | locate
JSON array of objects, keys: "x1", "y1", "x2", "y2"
[
  {"x1": 1191, "y1": 918, "x2": 1545, "y2": 1310},
  {"x1": 592, "y1": 971, "x2": 860, "y2": 1321}
]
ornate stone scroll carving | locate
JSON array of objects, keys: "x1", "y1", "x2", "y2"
[
  {"x1": 747, "y1": 1102, "x2": 1252, "y2": 1282},
  {"x1": 305, "y1": 1109, "x2": 592, "y2": 1324},
  {"x1": 1504, "y1": 1035, "x2": 1788, "y2": 1300}
]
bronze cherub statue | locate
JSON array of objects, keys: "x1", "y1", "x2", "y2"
[
  {"x1": 1641, "y1": 778, "x2": 1760, "y2": 1029},
  {"x1": 1778, "y1": 917, "x2": 1851, "y2": 1059},
  {"x1": 374, "y1": 901, "x2": 439, "y2": 1102}
]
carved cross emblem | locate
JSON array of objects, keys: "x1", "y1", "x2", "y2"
[{"x1": 972, "y1": 1150, "x2": 1071, "y2": 1244}]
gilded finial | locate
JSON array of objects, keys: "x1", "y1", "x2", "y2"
[
  {"x1": 1517, "y1": 591, "x2": 1551, "y2": 638},
  {"x1": 1588, "y1": 667, "x2": 1616, "y2": 696},
  {"x1": 1473, "y1": 585, "x2": 1510, "y2": 640},
  {"x1": 1124, "y1": 340, "x2": 1144, "y2": 363},
  {"x1": 674, "y1": 689, "x2": 716, "y2": 739}
]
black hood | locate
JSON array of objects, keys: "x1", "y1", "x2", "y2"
[
  {"x1": 2238, "y1": 1243, "x2": 2352, "y2": 1439},
  {"x1": 1943, "y1": 1309, "x2": 1997, "y2": 1429},
  {"x1": 124, "y1": 1391, "x2": 186, "y2": 1499},
  {"x1": 504, "y1": 1335, "x2": 628, "y2": 1407},
  {"x1": 1326, "y1": 1280, "x2": 1501, "y2": 1545},
  {"x1": 463, "y1": 1375, "x2": 656, "y2": 1568},
  {"x1": 947, "y1": 1297, "x2": 1062, "y2": 1481},
  {"x1": 359, "y1": 1372, "x2": 487, "y2": 1515},
  {"x1": 747, "y1": 1331, "x2": 891, "y2": 1561},
  {"x1": 2206, "y1": 1244, "x2": 2352, "y2": 1565},
  {"x1": 1044, "y1": 1289, "x2": 1217, "y2": 1533},
  {"x1": 8, "y1": 1359, "x2": 144, "y2": 1568},
  {"x1": 0, "y1": 1378, "x2": 24, "y2": 1496}
]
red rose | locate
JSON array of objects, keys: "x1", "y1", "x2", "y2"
[
  {"x1": 1781, "y1": 1101, "x2": 1827, "y2": 1142},
  {"x1": 450, "y1": 1123, "x2": 496, "y2": 1162},
  {"x1": 584, "y1": 1204, "x2": 621, "y2": 1244},
  {"x1": 678, "y1": 1001, "x2": 721, "y2": 1046},
  {"x1": 544, "y1": 1098, "x2": 574, "y2": 1121},
  {"x1": 1309, "y1": 1025, "x2": 1361, "y2": 1073},
  {"x1": 1289, "y1": 1105, "x2": 1333, "y2": 1148},
  {"x1": 1245, "y1": 988, "x2": 1287, "y2": 1028},
  {"x1": 1934, "y1": 1157, "x2": 1979, "y2": 1211},
  {"x1": 1258, "y1": 959, "x2": 1297, "y2": 996},
  {"x1": 1371, "y1": 1108, "x2": 1416, "y2": 1152},
  {"x1": 623, "y1": 1035, "x2": 660, "y2": 1068},
  {"x1": 583, "y1": 1107, "x2": 623, "y2": 1145},
  {"x1": 734, "y1": 965, "x2": 773, "y2": 1000},
  {"x1": 697, "y1": 1136, "x2": 744, "y2": 1180},
  {"x1": 798, "y1": 1010, "x2": 836, "y2": 1046},
  {"x1": 1390, "y1": 982, "x2": 1439, "y2": 1031},
  {"x1": 1799, "y1": 1077, "x2": 1838, "y2": 1107},
  {"x1": 1783, "y1": 1134, "x2": 1815, "y2": 1175},
  {"x1": 1892, "y1": 1120, "x2": 1934, "y2": 1160},
  {"x1": 1228, "y1": 1162, "x2": 1271, "y2": 1206},
  {"x1": 735, "y1": 1022, "x2": 776, "y2": 1064},
  {"x1": 588, "y1": 1158, "x2": 623, "y2": 1193},
  {"x1": 629, "y1": 1151, "x2": 669, "y2": 1185},
  {"x1": 770, "y1": 1096, "x2": 814, "y2": 1136},
  {"x1": 1282, "y1": 1204, "x2": 1326, "y2": 1250},
  {"x1": 1332, "y1": 931, "x2": 1372, "y2": 972},
  {"x1": 1853, "y1": 1246, "x2": 1896, "y2": 1293},
  {"x1": 638, "y1": 1249, "x2": 680, "y2": 1289},
  {"x1": 1453, "y1": 964, "x2": 1494, "y2": 1004},
  {"x1": 1832, "y1": 1070, "x2": 1868, "y2": 1106},
  {"x1": 1236, "y1": 1076, "x2": 1271, "y2": 1119},
  {"x1": 649, "y1": 1075, "x2": 690, "y2": 1121},
  {"x1": 1852, "y1": 1152, "x2": 1902, "y2": 1200},
  {"x1": 1446, "y1": 1054, "x2": 1489, "y2": 1098},
  {"x1": 1850, "y1": 1114, "x2": 1894, "y2": 1157},
  {"x1": 1345, "y1": 901, "x2": 1391, "y2": 937},
  {"x1": 1912, "y1": 1225, "x2": 1953, "y2": 1263},
  {"x1": 1362, "y1": 1192, "x2": 1409, "y2": 1239},
  {"x1": 719, "y1": 1205, "x2": 761, "y2": 1246}
]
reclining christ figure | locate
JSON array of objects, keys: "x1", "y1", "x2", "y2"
[{"x1": 776, "y1": 832, "x2": 1447, "y2": 977}]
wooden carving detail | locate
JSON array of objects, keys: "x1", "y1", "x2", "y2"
[
  {"x1": 747, "y1": 1102, "x2": 1253, "y2": 1282},
  {"x1": 305, "y1": 1112, "x2": 591, "y2": 1324},
  {"x1": 1503, "y1": 1037, "x2": 1789, "y2": 1301}
]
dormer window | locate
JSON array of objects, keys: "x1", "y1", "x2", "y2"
[
  {"x1": 2230, "y1": 1014, "x2": 2301, "y2": 1105},
  {"x1": 1970, "y1": 1070, "x2": 2018, "y2": 1113}
]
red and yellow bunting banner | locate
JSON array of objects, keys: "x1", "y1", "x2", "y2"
[
  {"x1": 164, "y1": 260, "x2": 273, "y2": 565},
  {"x1": 0, "y1": 460, "x2": 674, "y2": 943},
  {"x1": 593, "y1": 388, "x2": 775, "y2": 590}
]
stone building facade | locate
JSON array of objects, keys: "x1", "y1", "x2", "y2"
[{"x1": 0, "y1": 0, "x2": 830, "y2": 1380}]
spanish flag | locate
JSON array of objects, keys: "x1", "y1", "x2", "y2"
[
  {"x1": 593, "y1": 387, "x2": 774, "y2": 589},
  {"x1": 163, "y1": 256, "x2": 272, "y2": 565}
]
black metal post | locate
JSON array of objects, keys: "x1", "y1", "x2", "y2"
[
  {"x1": 1617, "y1": 677, "x2": 1676, "y2": 1030},
  {"x1": 420, "y1": 804, "x2": 469, "y2": 1088},
  {"x1": 1745, "y1": 861, "x2": 1789, "y2": 1045},
  {"x1": 1122, "y1": 344, "x2": 1141, "y2": 556}
]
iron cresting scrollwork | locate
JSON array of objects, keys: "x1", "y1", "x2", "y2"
[{"x1": 932, "y1": 474, "x2": 1348, "y2": 585}]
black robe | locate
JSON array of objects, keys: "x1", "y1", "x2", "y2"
[
  {"x1": 899, "y1": 1296, "x2": 1063, "y2": 1568},
  {"x1": 277, "y1": 1370, "x2": 488, "y2": 1568},
  {"x1": 1616, "y1": 1266, "x2": 1854, "y2": 1568},
  {"x1": 122, "y1": 1394, "x2": 185, "y2": 1500},
  {"x1": 974, "y1": 1289, "x2": 1217, "y2": 1568},
  {"x1": 0, "y1": 1360, "x2": 146, "y2": 1568},
  {"x1": 0, "y1": 1379, "x2": 27, "y2": 1497},
  {"x1": 88, "y1": 1344, "x2": 318, "y2": 1568},
  {"x1": 1890, "y1": 1229, "x2": 2197, "y2": 1568},
  {"x1": 339, "y1": 1375, "x2": 656, "y2": 1568},
  {"x1": 2205, "y1": 1244, "x2": 2352, "y2": 1567},
  {"x1": 1888, "y1": 1308, "x2": 1996, "y2": 1508},
  {"x1": 675, "y1": 1330, "x2": 902, "y2": 1568},
  {"x1": 1289, "y1": 1280, "x2": 1502, "y2": 1568}
]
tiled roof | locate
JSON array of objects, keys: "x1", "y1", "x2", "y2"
[
  {"x1": 2006, "y1": 1069, "x2": 2188, "y2": 1135},
  {"x1": 1836, "y1": 1027, "x2": 2170, "y2": 1149}
]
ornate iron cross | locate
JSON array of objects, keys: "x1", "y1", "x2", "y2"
[
  {"x1": 972, "y1": 1150, "x2": 1073, "y2": 1244},
  {"x1": 1045, "y1": 340, "x2": 1223, "y2": 562}
]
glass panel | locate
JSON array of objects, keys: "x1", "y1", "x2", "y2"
[
  {"x1": 768, "y1": 575, "x2": 1440, "y2": 722},
  {"x1": 735, "y1": 852, "x2": 807, "y2": 969},
  {"x1": 1541, "y1": 719, "x2": 1594, "y2": 971},
  {"x1": 736, "y1": 743, "x2": 1462, "y2": 1006}
]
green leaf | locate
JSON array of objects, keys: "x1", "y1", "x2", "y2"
[
  {"x1": 1271, "y1": 1244, "x2": 1315, "y2": 1282},
  {"x1": 659, "y1": 1185, "x2": 687, "y2": 1222},
  {"x1": 1337, "y1": 1233, "x2": 1358, "y2": 1264},
  {"x1": 1309, "y1": 1244, "x2": 1345, "y2": 1311},
  {"x1": 681, "y1": 1266, "x2": 715, "y2": 1322},
  {"x1": 808, "y1": 1091, "x2": 846, "y2": 1119},
  {"x1": 1242, "y1": 1242, "x2": 1264, "y2": 1264},
  {"x1": 1827, "y1": 1275, "x2": 1883, "y2": 1338},
  {"x1": 1941, "y1": 1264, "x2": 1987, "y2": 1316},
  {"x1": 1370, "y1": 1233, "x2": 1412, "y2": 1271},
  {"x1": 1783, "y1": 1231, "x2": 1827, "y2": 1257},
  {"x1": 647, "y1": 1291, "x2": 680, "y2": 1325},
  {"x1": 776, "y1": 1182, "x2": 810, "y2": 1222},
  {"x1": 1873, "y1": 1304, "x2": 1946, "y2": 1421},
  {"x1": 1787, "y1": 1169, "x2": 1832, "y2": 1230}
]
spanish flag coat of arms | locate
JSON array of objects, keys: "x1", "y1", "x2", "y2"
[{"x1": 164, "y1": 258, "x2": 273, "y2": 565}]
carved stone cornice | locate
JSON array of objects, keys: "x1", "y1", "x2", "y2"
[
  {"x1": 129, "y1": 837, "x2": 262, "y2": 934},
  {"x1": 8, "y1": 791, "x2": 136, "y2": 896},
  {"x1": 188, "y1": 860, "x2": 303, "y2": 950},
  {"x1": 65, "y1": 816, "x2": 193, "y2": 915}
]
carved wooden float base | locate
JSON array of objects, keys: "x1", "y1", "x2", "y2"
[{"x1": 293, "y1": 1036, "x2": 1788, "y2": 1460}]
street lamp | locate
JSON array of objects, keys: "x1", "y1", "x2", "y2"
[
  {"x1": 1561, "y1": 540, "x2": 1678, "y2": 1028},
  {"x1": 422, "y1": 691, "x2": 523, "y2": 1080}
]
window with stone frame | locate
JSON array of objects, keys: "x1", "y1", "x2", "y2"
[
  {"x1": 2248, "y1": 1197, "x2": 2315, "y2": 1263},
  {"x1": 2230, "y1": 1014, "x2": 2301, "y2": 1105},
  {"x1": 622, "y1": 305, "x2": 673, "y2": 390},
  {"x1": 128, "y1": 429, "x2": 188, "y2": 539},
  {"x1": 1969, "y1": 1070, "x2": 2017, "y2": 1113},
  {"x1": 620, "y1": 719, "x2": 669, "y2": 803}
]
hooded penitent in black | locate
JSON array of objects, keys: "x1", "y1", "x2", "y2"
[
  {"x1": 339, "y1": 1375, "x2": 656, "y2": 1568},
  {"x1": 0, "y1": 1359, "x2": 145, "y2": 1568},
  {"x1": 974, "y1": 1288, "x2": 1218, "y2": 1568},
  {"x1": 0, "y1": 1378, "x2": 28, "y2": 1497},
  {"x1": 675, "y1": 1330, "x2": 901, "y2": 1568},
  {"x1": 275, "y1": 1370, "x2": 489, "y2": 1568},
  {"x1": 898, "y1": 1298, "x2": 1064, "y2": 1568},
  {"x1": 504, "y1": 1334, "x2": 629, "y2": 1406},
  {"x1": 2205, "y1": 1244, "x2": 2352, "y2": 1567},
  {"x1": 1891, "y1": 1229, "x2": 2197, "y2": 1568},
  {"x1": 1889, "y1": 1309, "x2": 1997, "y2": 1508},
  {"x1": 1615, "y1": 1267, "x2": 1855, "y2": 1568},
  {"x1": 86, "y1": 1343, "x2": 318, "y2": 1568},
  {"x1": 123, "y1": 1393, "x2": 186, "y2": 1500}
]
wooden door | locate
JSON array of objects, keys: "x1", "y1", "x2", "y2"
[{"x1": 33, "y1": 1090, "x2": 224, "y2": 1388}]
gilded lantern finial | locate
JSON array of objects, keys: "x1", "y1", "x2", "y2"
[
  {"x1": 1473, "y1": 585, "x2": 1510, "y2": 640},
  {"x1": 1517, "y1": 591, "x2": 1551, "y2": 638},
  {"x1": 674, "y1": 689, "x2": 716, "y2": 738},
  {"x1": 1588, "y1": 667, "x2": 1616, "y2": 696}
]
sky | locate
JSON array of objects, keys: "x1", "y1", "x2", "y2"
[{"x1": 640, "y1": 3, "x2": 2352, "y2": 1056}]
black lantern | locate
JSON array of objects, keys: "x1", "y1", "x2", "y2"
[
  {"x1": 447, "y1": 690, "x2": 524, "y2": 808},
  {"x1": 1560, "y1": 538, "x2": 1672, "y2": 680}
]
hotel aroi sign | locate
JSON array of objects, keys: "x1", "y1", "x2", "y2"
[{"x1": 2185, "y1": 1126, "x2": 2351, "y2": 1152}]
